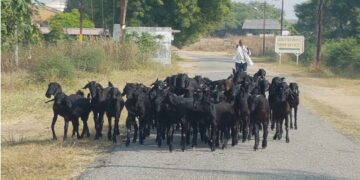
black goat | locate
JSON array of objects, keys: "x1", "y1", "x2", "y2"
[
  {"x1": 272, "y1": 82, "x2": 291, "y2": 143},
  {"x1": 122, "y1": 83, "x2": 151, "y2": 146},
  {"x1": 248, "y1": 94, "x2": 270, "y2": 150},
  {"x1": 269, "y1": 77, "x2": 285, "y2": 130},
  {"x1": 46, "y1": 82, "x2": 91, "y2": 140},
  {"x1": 83, "y1": 81, "x2": 113, "y2": 140},
  {"x1": 253, "y1": 68, "x2": 267, "y2": 79},
  {"x1": 233, "y1": 86, "x2": 251, "y2": 142},
  {"x1": 106, "y1": 87, "x2": 125, "y2": 143},
  {"x1": 193, "y1": 91, "x2": 239, "y2": 151},
  {"x1": 288, "y1": 83, "x2": 300, "y2": 129}
]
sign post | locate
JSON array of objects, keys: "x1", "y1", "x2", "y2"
[{"x1": 275, "y1": 36, "x2": 304, "y2": 65}]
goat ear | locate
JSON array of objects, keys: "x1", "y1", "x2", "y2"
[
  {"x1": 83, "y1": 83, "x2": 88, "y2": 89},
  {"x1": 108, "y1": 81, "x2": 114, "y2": 87},
  {"x1": 232, "y1": 68, "x2": 236, "y2": 75}
]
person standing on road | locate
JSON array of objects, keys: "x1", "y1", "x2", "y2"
[{"x1": 233, "y1": 40, "x2": 253, "y2": 72}]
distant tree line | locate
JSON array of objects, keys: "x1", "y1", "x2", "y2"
[{"x1": 65, "y1": 0, "x2": 231, "y2": 47}]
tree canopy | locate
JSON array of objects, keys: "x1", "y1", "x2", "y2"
[
  {"x1": 1, "y1": 0, "x2": 41, "y2": 49},
  {"x1": 294, "y1": 0, "x2": 360, "y2": 41},
  {"x1": 49, "y1": 9, "x2": 95, "y2": 29},
  {"x1": 66, "y1": 0, "x2": 231, "y2": 47},
  {"x1": 47, "y1": 9, "x2": 95, "y2": 42}
]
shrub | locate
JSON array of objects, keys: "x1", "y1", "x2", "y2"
[
  {"x1": 33, "y1": 54, "x2": 75, "y2": 82},
  {"x1": 300, "y1": 40, "x2": 316, "y2": 65},
  {"x1": 323, "y1": 37, "x2": 360, "y2": 76},
  {"x1": 68, "y1": 43, "x2": 105, "y2": 72}
]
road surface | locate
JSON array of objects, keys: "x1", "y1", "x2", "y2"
[{"x1": 78, "y1": 51, "x2": 360, "y2": 180}]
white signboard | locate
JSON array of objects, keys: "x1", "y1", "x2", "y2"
[
  {"x1": 275, "y1": 36, "x2": 305, "y2": 64},
  {"x1": 275, "y1": 36, "x2": 304, "y2": 54}
]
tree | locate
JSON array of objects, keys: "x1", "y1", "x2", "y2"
[
  {"x1": 65, "y1": 0, "x2": 231, "y2": 47},
  {"x1": 1, "y1": 0, "x2": 41, "y2": 66},
  {"x1": 47, "y1": 9, "x2": 95, "y2": 42},
  {"x1": 1, "y1": 0, "x2": 41, "y2": 49},
  {"x1": 294, "y1": 0, "x2": 360, "y2": 41}
]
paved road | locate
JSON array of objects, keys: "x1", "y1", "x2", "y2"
[{"x1": 79, "y1": 51, "x2": 360, "y2": 180}]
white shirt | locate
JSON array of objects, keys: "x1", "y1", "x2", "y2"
[{"x1": 233, "y1": 45, "x2": 249, "y2": 64}]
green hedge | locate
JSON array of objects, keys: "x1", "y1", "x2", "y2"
[
  {"x1": 33, "y1": 54, "x2": 75, "y2": 82},
  {"x1": 323, "y1": 37, "x2": 360, "y2": 76}
]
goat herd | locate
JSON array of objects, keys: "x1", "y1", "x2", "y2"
[{"x1": 45, "y1": 68, "x2": 299, "y2": 152}]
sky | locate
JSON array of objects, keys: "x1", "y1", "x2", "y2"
[{"x1": 38, "y1": 0, "x2": 306, "y2": 19}]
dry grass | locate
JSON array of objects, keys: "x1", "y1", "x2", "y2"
[
  {"x1": 301, "y1": 92, "x2": 360, "y2": 144},
  {"x1": 254, "y1": 58, "x2": 360, "y2": 143},
  {"x1": 1, "y1": 61, "x2": 184, "y2": 179},
  {"x1": 183, "y1": 36, "x2": 276, "y2": 56}
]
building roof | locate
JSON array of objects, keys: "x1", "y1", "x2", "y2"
[
  {"x1": 242, "y1": 19, "x2": 281, "y2": 30},
  {"x1": 40, "y1": 27, "x2": 109, "y2": 35}
]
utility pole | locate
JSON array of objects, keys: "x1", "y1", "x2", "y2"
[
  {"x1": 315, "y1": 0, "x2": 324, "y2": 68},
  {"x1": 79, "y1": 0, "x2": 84, "y2": 42},
  {"x1": 280, "y1": 0, "x2": 284, "y2": 35},
  {"x1": 263, "y1": 0, "x2": 266, "y2": 55},
  {"x1": 119, "y1": 0, "x2": 128, "y2": 42}
]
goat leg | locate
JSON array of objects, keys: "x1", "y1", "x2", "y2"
[
  {"x1": 181, "y1": 122, "x2": 186, "y2": 152},
  {"x1": 113, "y1": 116, "x2": 120, "y2": 143},
  {"x1": 273, "y1": 119, "x2": 279, "y2": 140},
  {"x1": 294, "y1": 107, "x2": 298, "y2": 130},
  {"x1": 290, "y1": 108, "x2": 293, "y2": 129},
  {"x1": 125, "y1": 115, "x2": 133, "y2": 146},
  {"x1": 279, "y1": 119, "x2": 283, "y2": 140},
  {"x1": 51, "y1": 114, "x2": 58, "y2": 140},
  {"x1": 139, "y1": 118, "x2": 145, "y2": 145},
  {"x1": 262, "y1": 122, "x2": 268, "y2": 149},
  {"x1": 74, "y1": 119, "x2": 81, "y2": 139},
  {"x1": 107, "y1": 115, "x2": 112, "y2": 141},
  {"x1": 98, "y1": 112, "x2": 105, "y2": 138},
  {"x1": 270, "y1": 110, "x2": 275, "y2": 130},
  {"x1": 242, "y1": 116, "x2": 249, "y2": 142},
  {"x1": 132, "y1": 121, "x2": 138, "y2": 143},
  {"x1": 222, "y1": 128, "x2": 230, "y2": 149},
  {"x1": 63, "y1": 120, "x2": 69, "y2": 140},
  {"x1": 191, "y1": 123, "x2": 198, "y2": 147},
  {"x1": 285, "y1": 116, "x2": 290, "y2": 143},
  {"x1": 51, "y1": 113, "x2": 57, "y2": 140},
  {"x1": 211, "y1": 125, "x2": 217, "y2": 152},
  {"x1": 254, "y1": 123, "x2": 260, "y2": 151}
]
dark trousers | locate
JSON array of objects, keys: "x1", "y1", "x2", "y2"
[{"x1": 235, "y1": 62, "x2": 247, "y2": 72}]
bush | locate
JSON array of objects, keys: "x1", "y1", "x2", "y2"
[
  {"x1": 300, "y1": 40, "x2": 316, "y2": 65},
  {"x1": 323, "y1": 37, "x2": 360, "y2": 76},
  {"x1": 33, "y1": 54, "x2": 75, "y2": 82},
  {"x1": 68, "y1": 43, "x2": 105, "y2": 72}
]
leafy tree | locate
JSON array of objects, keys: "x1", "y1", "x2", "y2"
[
  {"x1": 294, "y1": 0, "x2": 360, "y2": 41},
  {"x1": 65, "y1": 0, "x2": 231, "y2": 47},
  {"x1": 1, "y1": 0, "x2": 41, "y2": 49},
  {"x1": 47, "y1": 9, "x2": 95, "y2": 42}
]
